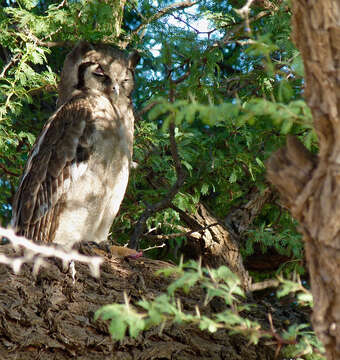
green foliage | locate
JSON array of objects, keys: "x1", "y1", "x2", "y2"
[
  {"x1": 0, "y1": 0, "x2": 326, "y2": 357},
  {"x1": 244, "y1": 223, "x2": 303, "y2": 258},
  {"x1": 277, "y1": 275, "x2": 313, "y2": 307},
  {"x1": 95, "y1": 298, "x2": 146, "y2": 340},
  {"x1": 96, "y1": 261, "x2": 325, "y2": 358},
  {"x1": 95, "y1": 261, "x2": 257, "y2": 341},
  {"x1": 281, "y1": 323, "x2": 325, "y2": 360}
]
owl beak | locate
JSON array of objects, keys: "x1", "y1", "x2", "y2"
[{"x1": 113, "y1": 83, "x2": 120, "y2": 96}]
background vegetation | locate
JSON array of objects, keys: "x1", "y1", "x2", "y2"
[{"x1": 0, "y1": 0, "x2": 323, "y2": 357}]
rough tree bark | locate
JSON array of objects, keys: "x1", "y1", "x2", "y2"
[
  {"x1": 266, "y1": 1, "x2": 340, "y2": 359},
  {"x1": 174, "y1": 203, "x2": 252, "y2": 290},
  {"x1": 0, "y1": 245, "x2": 282, "y2": 360}
]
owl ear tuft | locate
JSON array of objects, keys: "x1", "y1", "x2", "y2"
[
  {"x1": 57, "y1": 41, "x2": 95, "y2": 108},
  {"x1": 128, "y1": 51, "x2": 140, "y2": 69},
  {"x1": 68, "y1": 41, "x2": 94, "y2": 62}
]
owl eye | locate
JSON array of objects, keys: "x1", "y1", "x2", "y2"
[
  {"x1": 93, "y1": 65, "x2": 105, "y2": 77},
  {"x1": 122, "y1": 77, "x2": 132, "y2": 86}
]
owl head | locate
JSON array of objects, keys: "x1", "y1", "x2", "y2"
[{"x1": 57, "y1": 41, "x2": 140, "y2": 107}]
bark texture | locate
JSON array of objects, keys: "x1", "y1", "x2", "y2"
[
  {"x1": 175, "y1": 203, "x2": 252, "y2": 290},
  {"x1": 0, "y1": 245, "x2": 280, "y2": 360},
  {"x1": 266, "y1": 1, "x2": 340, "y2": 359}
]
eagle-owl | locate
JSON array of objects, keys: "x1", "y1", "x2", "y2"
[{"x1": 11, "y1": 41, "x2": 139, "y2": 250}]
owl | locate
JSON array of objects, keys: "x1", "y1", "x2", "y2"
[{"x1": 11, "y1": 41, "x2": 139, "y2": 250}]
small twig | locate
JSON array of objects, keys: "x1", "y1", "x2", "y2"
[
  {"x1": 170, "y1": 13, "x2": 201, "y2": 34},
  {"x1": 38, "y1": 40, "x2": 74, "y2": 48},
  {"x1": 41, "y1": 27, "x2": 63, "y2": 42},
  {"x1": 266, "y1": 313, "x2": 297, "y2": 358},
  {"x1": 172, "y1": 67, "x2": 191, "y2": 84},
  {"x1": 24, "y1": 29, "x2": 74, "y2": 49},
  {"x1": 0, "y1": 162, "x2": 20, "y2": 177},
  {"x1": 143, "y1": 243, "x2": 166, "y2": 252},
  {"x1": 235, "y1": 0, "x2": 256, "y2": 34},
  {"x1": 32, "y1": 38, "x2": 74, "y2": 48},
  {"x1": 144, "y1": 222, "x2": 219, "y2": 241},
  {"x1": 55, "y1": 0, "x2": 67, "y2": 9},
  {"x1": 27, "y1": 84, "x2": 57, "y2": 96},
  {"x1": 168, "y1": 121, "x2": 183, "y2": 176},
  {"x1": 171, "y1": 13, "x2": 218, "y2": 37},
  {"x1": 0, "y1": 53, "x2": 21, "y2": 79}
]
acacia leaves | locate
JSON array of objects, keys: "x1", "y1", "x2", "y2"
[{"x1": 95, "y1": 261, "x2": 325, "y2": 358}]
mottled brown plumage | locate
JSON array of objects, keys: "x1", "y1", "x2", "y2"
[{"x1": 11, "y1": 42, "x2": 139, "y2": 249}]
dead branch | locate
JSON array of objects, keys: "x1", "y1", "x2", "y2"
[
  {"x1": 143, "y1": 222, "x2": 219, "y2": 241},
  {"x1": 249, "y1": 279, "x2": 280, "y2": 292}
]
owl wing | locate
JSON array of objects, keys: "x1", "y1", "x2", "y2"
[{"x1": 12, "y1": 97, "x2": 93, "y2": 243}]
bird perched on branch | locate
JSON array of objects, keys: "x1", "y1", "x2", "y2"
[{"x1": 11, "y1": 41, "x2": 140, "y2": 253}]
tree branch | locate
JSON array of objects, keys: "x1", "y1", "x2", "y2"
[
  {"x1": 0, "y1": 162, "x2": 20, "y2": 177},
  {"x1": 135, "y1": 100, "x2": 161, "y2": 121},
  {"x1": 129, "y1": 1, "x2": 198, "y2": 40},
  {"x1": 209, "y1": 10, "x2": 269, "y2": 51}
]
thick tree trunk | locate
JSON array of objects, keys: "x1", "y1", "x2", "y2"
[{"x1": 266, "y1": 1, "x2": 340, "y2": 359}]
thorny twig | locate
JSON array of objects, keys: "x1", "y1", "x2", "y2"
[{"x1": 0, "y1": 227, "x2": 103, "y2": 277}]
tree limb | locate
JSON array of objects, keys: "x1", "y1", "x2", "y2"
[
  {"x1": 0, "y1": 162, "x2": 20, "y2": 177},
  {"x1": 128, "y1": 1, "x2": 198, "y2": 40},
  {"x1": 209, "y1": 11, "x2": 269, "y2": 51}
]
